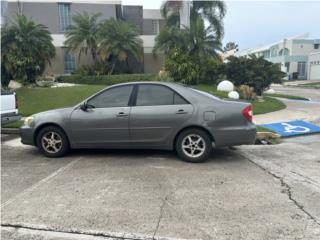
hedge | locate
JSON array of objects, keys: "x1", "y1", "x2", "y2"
[{"x1": 56, "y1": 73, "x2": 158, "y2": 85}]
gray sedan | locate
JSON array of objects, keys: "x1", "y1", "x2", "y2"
[{"x1": 20, "y1": 82, "x2": 256, "y2": 163}]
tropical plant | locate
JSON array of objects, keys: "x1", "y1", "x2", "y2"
[
  {"x1": 98, "y1": 18, "x2": 143, "y2": 74},
  {"x1": 225, "y1": 55, "x2": 285, "y2": 96},
  {"x1": 154, "y1": 16, "x2": 222, "y2": 84},
  {"x1": 161, "y1": 0, "x2": 226, "y2": 40},
  {"x1": 64, "y1": 12, "x2": 102, "y2": 62},
  {"x1": 164, "y1": 47, "x2": 201, "y2": 85},
  {"x1": 1, "y1": 14, "x2": 55, "y2": 84}
]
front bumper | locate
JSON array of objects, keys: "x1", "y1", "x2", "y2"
[{"x1": 20, "y1": 125, "x2": 35, "y2": 146}]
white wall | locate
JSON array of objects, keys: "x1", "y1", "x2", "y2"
[{"x1": 308, "y1": 52, "x2": 320, "y2": 80}]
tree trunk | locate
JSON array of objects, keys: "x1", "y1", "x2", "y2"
[{"x1": 109, "y1": 60, "x2": 116, "y2": 75}]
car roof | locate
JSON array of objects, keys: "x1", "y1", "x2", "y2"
[{"x1": 111, "y1": 81, "x2": 184, "y2": 88}]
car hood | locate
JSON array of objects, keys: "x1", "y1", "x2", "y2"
[{"x1": 33, "y1": 106, "x2": 75, "y2": 118}]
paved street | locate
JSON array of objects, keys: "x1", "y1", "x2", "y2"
[{"x1": 1, "y1": 134, "x2": 320, "y2": 240}]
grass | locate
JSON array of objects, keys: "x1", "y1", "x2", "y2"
[
  {"x1": 251, "y1": 97, "x2": 286, "y2": 115},
  {"x1": 264, "y1": 93, "x2": 309, "y2": 101},
  {"x1": 15, "y1": 85, "x2": 105, "y2": 116},
  {"x1": 256, "y1": 125, "x2": 274, "y2": 133},
  {"x1": 192, "y1": 84, "x2": 229, "y2": 98},
  {"x1": 2, "y1": 120, "x2": 24, "y2": 128},
  {"x1": 296, "y1": 82, "x2": 320, "y2": 89}
]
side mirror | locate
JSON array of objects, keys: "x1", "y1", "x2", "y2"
[{"x1": 80, "y1": 102, "x2": 88, "y2": 111}]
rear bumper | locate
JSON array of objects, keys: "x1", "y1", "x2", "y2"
[
  {"x1": 20, "y1": 125, "x2": 35, "y2": 146},
  {"x1": 1, "y1": 113, "x2": 21, "y2": 125},
  {"x1": 213, "y1": 124, "x2": 257, "y2": 147}
]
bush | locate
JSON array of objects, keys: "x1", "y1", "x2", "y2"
[
  {"x1": 75, "y1": 62, "x2": 112, "y2": 76},
  {"x1": 225, "y1": 55, "x2": 285, "y2": 96},
  {"x1": 164, "y1": 48, "x2": 201, "y2": 85},
  {"x1": 56, "y1": 73, "x2": 158, "y2": 85},
  {"x1": 198, "y1": 57, "x2": 224, "y2": 85}
]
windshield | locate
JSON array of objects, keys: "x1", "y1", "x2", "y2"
[{"x1": 190, "y1": 88, "x2": 220, "y2": 100}]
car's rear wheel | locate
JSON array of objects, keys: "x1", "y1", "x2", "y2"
[
  {"x1": 176, "y1": 128, "x2": 212, "y2": 163},
  {"x1": 36, "y1": 126, "x2": 69, "y2": 158}
]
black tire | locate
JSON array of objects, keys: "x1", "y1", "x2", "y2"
[
  {"x1": 175, "y1": 128, "x2": 212, "y2": 163},
  {"x1": 36, "y1": 126, "x2": 69, "y2": 158}
]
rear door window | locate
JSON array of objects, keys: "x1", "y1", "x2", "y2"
[{"x1": 136, "y1": 85, "x2": 188, "y2": 106}]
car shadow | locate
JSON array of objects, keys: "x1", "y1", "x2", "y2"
[{"x1": 66, "y1": 147, "x2": 244, "y2": 164}]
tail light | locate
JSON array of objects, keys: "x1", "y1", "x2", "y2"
[
  {"x1": 15, "y1": 93, "x2": 19, "y2": 109},
  {"x1": 242, "y1": 104, "x2": 253, "y2": 122}
]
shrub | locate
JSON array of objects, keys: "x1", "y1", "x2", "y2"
[
  {"x1": 75, "y1": 61, "x2": 112, "y2": 76},
  {"x1": 198, "y1": 57, "x2": 224, "y2": 85},
  {"x1": 225, "y1": 55, "x2": 285, "y2": 96},
  {"x1": 164, "y1": 48, "x2": 201, "y2": 85},
  {"x1": 56, "y1": 73, "x2": 158, "y2": 85}
]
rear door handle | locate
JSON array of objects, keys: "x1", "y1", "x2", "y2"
[
  {"x1": 176, "y1": 109, "x2": 188, "y2": 114},
  {"x1": 116, "y1": 112, "x2": 129, "y2": 117}
]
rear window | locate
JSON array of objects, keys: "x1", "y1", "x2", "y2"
[{"x1": 190, "y1": 88, "x2": 220, "y2": 100}]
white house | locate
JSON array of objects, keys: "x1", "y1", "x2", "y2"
[{"x1": 236, "y1": 34, "x2": 320, "y2": 80}]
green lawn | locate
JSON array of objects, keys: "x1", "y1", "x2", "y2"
[
  {"x1": 2, "y1": 84, "x2": 286, "y2": 129},
  {"x1": 15, "y1": 85, "x2": 105, "y2": 116},
  {"x1": 296, "y1": 82, "x2": 320, "y2": 89},
  {"x1": 251, "y1": 97, "x2": 286, "y2": 115},
  {"x1": 2, "y1": 120, "x2": 24, "y2": 128},
  {"x1": 264, "y1": 93, "x2": 309, "y2": 101},
  {"x1": 192, "y1": 84, "x2": 229, "y2": 98}
]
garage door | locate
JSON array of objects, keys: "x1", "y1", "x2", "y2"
[{"x1": 310, "y1": 63, "x2": 320, "y2": 80}]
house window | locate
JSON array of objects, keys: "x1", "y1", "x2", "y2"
[
  {"x1": 297, "y1": 62, "x2": 306, "y2": 77},
  {"x1": 64, "y1": 49, "x2": 75, "y2": 74},
  {"x1": 58, "y1": 3, "x2": 71, "y2": 32},
  {"x1": 152, "y1": 20, "x2": 159, "y2": 35},
  {"x1": 315, "y1": 44, "x2": 319, "y2": 49}
]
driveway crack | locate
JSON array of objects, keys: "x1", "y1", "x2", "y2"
[
  {"x1": 152, "y1": 191, "x2": 174, "y2": 240},
  {"x1": 241, "y1": 153, "x2": 320, "y2": 226},
  {"x1": 1, "y1": 224, "x2": 146, "y2": 240}
]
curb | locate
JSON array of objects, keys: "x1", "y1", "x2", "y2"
[{"x1": 1, "y1": 128, "x2": 20, "y2": 134}]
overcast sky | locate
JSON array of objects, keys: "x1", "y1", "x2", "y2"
[{"x1": 122, "y1": 0, "x2": 320, "y2": 50}]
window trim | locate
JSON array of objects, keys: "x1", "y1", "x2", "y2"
[
  {"x1": 86, "y1": 84, "x2": 135, "y2": 109},
  {"x1": 132, "y1": 83, "x2": 190, "y2": 107}
]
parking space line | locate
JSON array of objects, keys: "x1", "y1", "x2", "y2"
[{"x1": 1, "y1": 157, "x2": 82, "y2": 209}]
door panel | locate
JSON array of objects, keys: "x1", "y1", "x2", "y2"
[
  {"x1": 70, "y1": 107, "x2": 131, "y2": 147},
  {"x1": 69, "y1": 85, "x2": 134, "y2": 147},
  {"x1": 130, "y1": 104, "x2": 193, "y2": 144}
]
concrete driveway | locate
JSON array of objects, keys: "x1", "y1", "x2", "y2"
[{"x1": 1, "y1": 134, "x2": 320, "y2": 240}]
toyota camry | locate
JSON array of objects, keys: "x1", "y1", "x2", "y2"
[{"x1": 20, "y1": 82, "x2": 256, "y2": 163}]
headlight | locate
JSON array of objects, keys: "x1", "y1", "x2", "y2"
[{"x1": 24, "y1": 116, "x2": 34, "y2": 126}]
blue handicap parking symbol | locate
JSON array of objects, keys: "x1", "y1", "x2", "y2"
[{"x1": 260, "y1": 120, "x2": 320, "y2": 137}]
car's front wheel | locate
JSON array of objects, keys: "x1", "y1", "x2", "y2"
[
  {"x1": 176, "y1": 128, "x2": 212, "y2": 163},
  {"x1": 36, "y1": 126, "x2": 69, "y2": 158}
]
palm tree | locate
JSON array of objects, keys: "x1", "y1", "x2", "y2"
[
  {"x1": 154, "y1": 17, "x2": 221, "y2": 60},
  {"x1": 64, "y1": 12, "x2": 102, "y2": 62},
  {"x1": 187, "y1": 17, "x2": 222, "y2": 60},
  {"x1": 98, "y1": 18, "x2": 143, "y2": 74},
  {"x1": 161, "y1": 0, "x2": 226, "y2": 40},
  {"x1": 1, "y1": 14, "x2": 55, "y2": 84}
]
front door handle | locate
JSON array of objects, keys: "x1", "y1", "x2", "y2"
[
  {"x1": 176, "y1": 109, "x2": 188, "y2": 114},
  {"x1": 116, "y1": 112, "x2": 129, "y2": 117}
]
